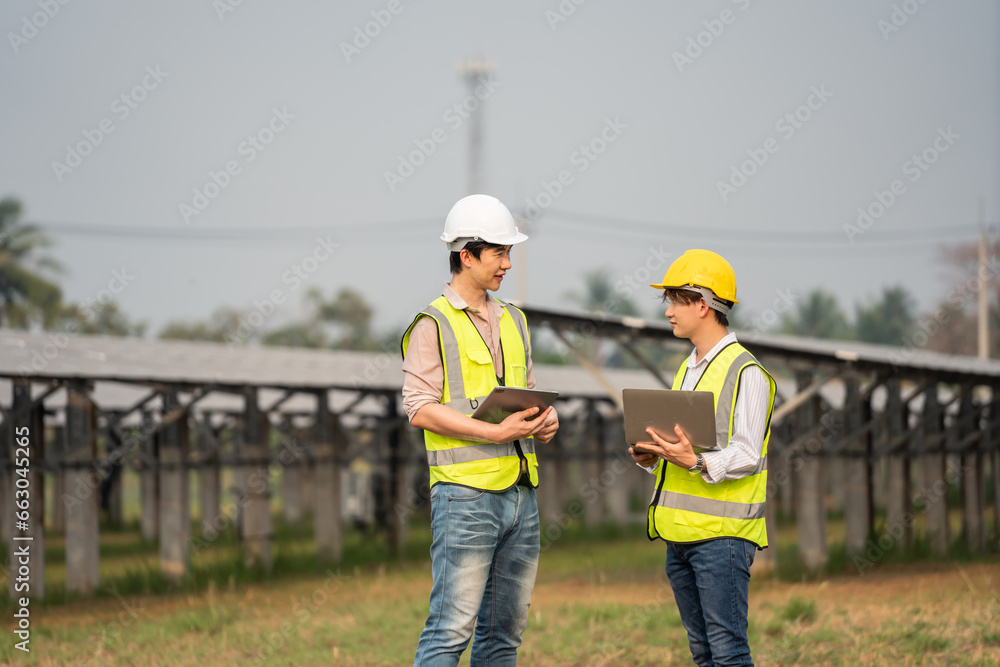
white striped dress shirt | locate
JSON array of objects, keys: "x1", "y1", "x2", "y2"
[{"x1": 654, "y1": 332, "x2": 772, "y2": 484}]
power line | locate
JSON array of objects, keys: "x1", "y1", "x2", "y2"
[{"x1": 541, "y1": 209, "x2": 989, "y2": 246}]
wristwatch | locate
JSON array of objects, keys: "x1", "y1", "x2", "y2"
[{"x1": 687, "y1": 453, "x2": 704, "y2": 473}]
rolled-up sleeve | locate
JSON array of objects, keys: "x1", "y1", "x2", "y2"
[{"x1": 401, "y1": 317, "x2": 445, "y2": 422}]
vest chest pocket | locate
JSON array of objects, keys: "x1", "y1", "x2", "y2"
[{"x1": 464, "y1": 348, "x2": 496, "y2": 399}]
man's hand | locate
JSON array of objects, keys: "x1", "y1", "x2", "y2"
[
  {"x1": 533, "y1": 407, "x2": 559, "y2": 444},
  {"x1": 634, "y1": 424, "x2": 698, "y2": 470},
  {"x1": 628, "y1": 445, "x2": 659, "y2": 468},
  {"x1": 491, "y1": 406, "x2": 554, "y2": 443}
]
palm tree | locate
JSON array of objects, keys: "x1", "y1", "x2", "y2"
[{"x1": 0, "y1": 197, "x2": 64, "y2": 328}]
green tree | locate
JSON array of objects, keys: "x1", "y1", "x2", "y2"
[
  {"x1": 158, "y1": 306, "x2": 245, "y2": 343},
  {"x1": 58, "y1": 300, "x2": 148, "y2": 337},
  {"x1": 563, "y1": 268, "x2": 642, "y2": 367},
  {"x1": 855, "y1": 285, "x2": 917, "y2": 345},
  {"x1": 564, "y1": 268, "x2": 640, "y2": 317},
  {"x1": 0, "y1": 197, "x2": 64, "y2": 328},
  {"x1": 779, "y1": 288, "x2": 853, "y2": 340},
  {"x1": 307, "y1": 286, "x2": 380, "y2": 351},
  {"x1": 261, "y1": 321, "x2": 328, "y2": 348}
]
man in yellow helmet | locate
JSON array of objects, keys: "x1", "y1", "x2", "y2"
[
  {"x1": 630, "y1": 248, "x2": 775, "y2": 667},
  {"x1": 402, "y1": 194, "x2": 560, "y2": 666}
]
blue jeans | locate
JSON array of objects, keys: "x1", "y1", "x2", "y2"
[
  {"x1": 414, "y1": 483, "x2": 540, "y2": 667},
  {"x1": 665, "y1": 539, "x2": 756, "y2": 667}
]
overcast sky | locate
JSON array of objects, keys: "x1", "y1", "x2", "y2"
[{"x1": 2, "y1": 1, "x2": 997, "y2": 341}]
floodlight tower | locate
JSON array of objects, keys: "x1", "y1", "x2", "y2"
[{"x1": 456, "y1": 56, "x2": 494, "y2": 195}]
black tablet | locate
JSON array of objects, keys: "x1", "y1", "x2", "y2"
[{"x1": 470, "y1": 387, "x2": 559, "y2": 424}]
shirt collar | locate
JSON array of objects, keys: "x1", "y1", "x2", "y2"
[
  {"x1": 685, "y1": 331, "x2": 738, "y2": 369},
  {"x1": 443, "y1": 283, "x2": 500, "y2": 315}
]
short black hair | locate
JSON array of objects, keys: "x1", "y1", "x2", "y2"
[
  {"x1": 662, "y1": 288, "x2": 730, "y2": 327},
  {"x1": 449, "y1": 241, "x2": 508, "y2": 274}
]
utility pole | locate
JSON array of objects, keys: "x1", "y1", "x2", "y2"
[
  {"x1": 456, "y1": 56, "x2": 494, "y2": 195},
  {"x1": 978, "y1": 198, "x2": 989, "y2": 359}
]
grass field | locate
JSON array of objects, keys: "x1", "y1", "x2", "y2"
[{"x1": 2, "y1": 519, "x2": 999, "y2": 666}]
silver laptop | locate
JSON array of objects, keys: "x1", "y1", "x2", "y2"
[{"x1": 622, "y1": 388, "x2": 717, "y2": 451}]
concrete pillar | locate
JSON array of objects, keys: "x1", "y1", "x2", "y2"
[
  {"x1": 302, "y1": 451, "x2": 316, "y2": 517},
  {"x1": 757, "y1": 431, "x2": 784, "y2": 576},
  {"x1": 231, "y1": 416, "x2": 246, "y2": 539},
  {"x1": 139, "y1": 409, "x2": 158, "y2": 543},
  {"x1": 50, "y1": 426, "x2": 66, "y2": 535},
  {"x1": 794, "y1": 371, "x2": 827, "y2": 573},
  {"x1": 314, "y1": 391, "x2": 342, "y2": 562},
  {"x1": 241, "y1": 387, "x2": 271, "y2": 572},
  {"x1": 582, "y1": 402, "x2": 605, "y2": 528},
  {"x1": 8, "y1": 379, "x2": 46, "y2": 599},
  {"x1": 386, "y1": 396, "x2": 412, "y2": 554},
  {"x1": 772, "y1": 438, "x2": 794, "y2": 521},
  {"x1": 538, "y1": 430, "x2": 569, "y2": 527},
  {"x1": 828, "y1": 458, "x2": 846, "y2": 514},
  {"x1": 959, "y1": 388, "x2": 985, "y2": 553},
  {"x1": 158, "y1": 389, "x2": 190, "y2": 583},
  {"x1": 604, "y1": 416, "x2": 630, "y2": 525},
  {"x1": 843, "y1": 376, "x2": 873, "y2": 559},
  {"x1": 103, "y1": 415, "x2": 124, "y2": 528},
  {"x1": 65, "y1": 379, "x2": 99, "y2": 595},
  {"x1": 280, "y1": 417, "x2": 305, "y2": 524},
  {"x1": 922, "y1": 387, "x2": 949, "y2": 557},
  {"x1": 198, "y1": 415, "x2": 220, "y2": 534},
  {"x1": 993, "y1": 448, "x2": 1000, "y2": 545},
  {"x1": 884, "y1": 381, "x2": 912, "y2": 549},
  {"x1": 0, "y1": 386, "x2": 12, "y2": 545}
]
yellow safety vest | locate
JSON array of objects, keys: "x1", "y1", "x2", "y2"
[
  {"x1": 647, "y1": 341, "x2": 775, "y2": 548},
  {"x1": 401, "y1": 295, "x2": 539, "y2": 491}
]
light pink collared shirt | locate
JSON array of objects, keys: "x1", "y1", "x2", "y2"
[{"x1": 401, "y1": 284, "x2": 535, "y2": 421}]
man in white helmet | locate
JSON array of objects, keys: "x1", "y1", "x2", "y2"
[{"x1": 401, "y1": 194, "x2": 559, "y2": 666}]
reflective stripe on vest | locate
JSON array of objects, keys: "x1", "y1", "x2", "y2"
[
  {"x1": 402, "y1": 296, "x2": 538, "y2": 490},
  {"x1": 425, "y1": 438, "x2": 536, "y2": 467},
  {"x1": 647, "y1": 341, "x2": 775, "y2": 548}
]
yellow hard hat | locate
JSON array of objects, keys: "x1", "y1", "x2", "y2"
[{"x1": 649, "y1": 249, "x2": 739, "y2": 305}]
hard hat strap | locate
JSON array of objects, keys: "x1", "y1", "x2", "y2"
[{"x1": 680, "y1": 285, "x2": 733, "y2": 315}]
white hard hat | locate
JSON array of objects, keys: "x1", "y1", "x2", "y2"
[{"x1": 440, "y1": 194, "x2": 528, "y2": 252}]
